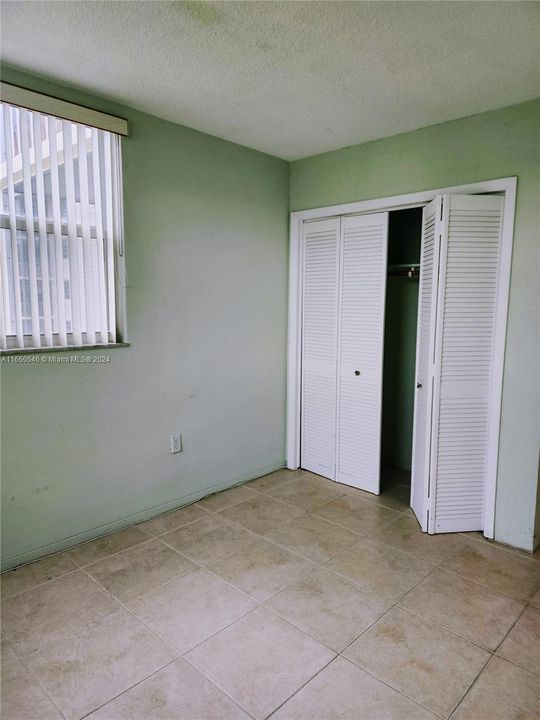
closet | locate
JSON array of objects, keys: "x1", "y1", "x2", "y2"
[
  {"x1": 299, "y1": 192, "x2": 506, "y2": 535},
  {"x1": 381, "y1": 208, "x2": 422, "y2": 488}
]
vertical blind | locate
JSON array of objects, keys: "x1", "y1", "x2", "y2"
[{"x1": 0, "y1": 102, "x2": 123, "y2": 350}]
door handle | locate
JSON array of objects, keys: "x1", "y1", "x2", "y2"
[
  {"x1": 354, "y1": 370, "x2": 361, "y2": 376},
  {"x1": 417, "y1": 383, "x2": 422, "y2": 389}
]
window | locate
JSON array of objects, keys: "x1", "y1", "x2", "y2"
[{"x1": 0, "y1": 92, "x2": 126, "y2": 351}]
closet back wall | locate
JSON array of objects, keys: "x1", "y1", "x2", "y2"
[
  {"x1": 291, "y1": 99, "x2": 540, "y2": 551},
  {"x1": 0, "y1": 67, "x2": 290, "y2": 570}
]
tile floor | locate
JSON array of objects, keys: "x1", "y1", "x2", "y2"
[{"x1": 1, "y1": 468, "x2": 540, "y2": 720}]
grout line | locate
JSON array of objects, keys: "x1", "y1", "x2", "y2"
[
  {"x1": 264, "y1": 655, "x2": 337, "y2": 719},
  {"x1": 78, "y1": 566, "x2": 183, "y2": 657},
  {"x1": 428, "y1": 564, "x2": 533, "y2": 605},
  {"x1": 182, "y1": 654, "x2": 259, "y2": 720},
  {"x1": 446, "y1": 654, "x2": 501, "y2": 720},
  {"x1": 336, "y1": 569, "x2": 438, "y2": 656},
  {"x1": 459, "y1": 531, "x2": 539, "y2": 563},
  {"x1": 5, "y1": 650, "x2": 69, "y2": 720},
  {"x1": 78, "y1": 657, "x2": 179, "y2": 719},
  {"x1": 72, "y1": 566, "x2": 259, "y2": 718},
  {"x1": 339, "y1": 654, "x2": 448, "y2": 720},
  {"x1": 0, "y1": 563, "x2": 82, "y2": 601},
  {"x1": 66, "y1": 533, "x2": 153, "y2": 570}
]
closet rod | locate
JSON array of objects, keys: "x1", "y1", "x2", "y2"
[{"x1": 387, "y1": 263, "x2": 420, "y2": 278}]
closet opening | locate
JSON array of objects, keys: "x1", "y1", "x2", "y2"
[
  {"x1": 289, "y1": 177, "x2": 516, "y2": 537},
  {"x1": 382, "y1": 207, "x2": 422, "y2": 502}
]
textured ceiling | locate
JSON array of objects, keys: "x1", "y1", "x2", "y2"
[{"x1": 2, "y1": 1, "x2": 539, "y2": 160}]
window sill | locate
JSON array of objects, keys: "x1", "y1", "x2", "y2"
[{"x1": 1, "y1": 342, "x2": 130, "y2": 356}]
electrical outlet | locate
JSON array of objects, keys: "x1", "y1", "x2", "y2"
[{"x1": 170, "y1": 434, "x2": 183, "y2": 454}]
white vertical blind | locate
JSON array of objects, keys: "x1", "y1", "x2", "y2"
[
  {"x1": 32, "y1": 112, "x2": 53, "y2": 346},
  {"x1": 336, "y1": 212, "x2": 388, "y2": 493},
  {"x1": 77, "y1": 124, "x2": 96, "y2": 345},
  {"x1": 0, "y1": 102, "x2": 124, "y2": 350},
  {"x1": 19, "y1": 109, "x2": 41, "y2": 347},
  {"x1": 47, "y1": 115, "x2": 67, "y2": 345},
  {"x1": 2, "y1": 105, "x2": 24, "y2": 347},
  {"x1": 91, "y1": 128, "x2": 108, "y2": 345},
  {"x1": 104, "y1": 134, "x2": 117, "y2": 343}
]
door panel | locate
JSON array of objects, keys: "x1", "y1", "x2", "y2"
[
  {"x1": 336, "y1": 213, "x2": 388, "y2": 493},
  {"x1": 301, "y1": 218, "x2": 340, "y2": 479},
  {"x1": 411, "y1": 198, "x2": 440, "y2": 529},
  {"x1": 429, "y1": 194, "x2": 504, "y2": 533}
]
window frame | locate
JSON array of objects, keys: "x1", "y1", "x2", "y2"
[{"x1": 0, "y1": 86, "x2": 128, "y2": 353}]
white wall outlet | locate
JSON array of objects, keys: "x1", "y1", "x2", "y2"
[{"x1": 170, "y1": 434, "x2": 183, "y2": 454}]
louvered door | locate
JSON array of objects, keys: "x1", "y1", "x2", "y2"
[
  {"x1": 411, "y1": 198, "x2": 440, "y2": 529},
  {"x1": 301, "y1": 218, "x2": 340, "y2": 478},
  {"x1": 336, "y1": 213, "x2": 388, "y2": 492},
  {"x1": 428, "y1": 194, "x2": 504, "y2": 532}
]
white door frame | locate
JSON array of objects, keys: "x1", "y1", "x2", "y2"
[{"x1": 287, "y1": 176, "x2": 517, "y2": 539}]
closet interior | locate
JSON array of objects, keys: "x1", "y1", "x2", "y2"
[{"x1": 381, "y1": 208, "x2": 422, "y2": 499}]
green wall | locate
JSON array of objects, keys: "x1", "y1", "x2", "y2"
[
  {"x1": 291, "y1": 100, "x2": 540, "y2": 551},
  {"x1": 0, "y1": 67, "x2": 290, "y2": 570}
]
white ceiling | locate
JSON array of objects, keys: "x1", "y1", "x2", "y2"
[{"x1": 2, "y1": 1, "x2": 539, "y2": 160}]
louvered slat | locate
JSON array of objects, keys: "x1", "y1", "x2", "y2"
[
  {"x1": 301, "y1": 218, "x2": 340, "y2": 479},
  {"x1": 336, "y1": 213, "x2": 388, "y2": 492}
]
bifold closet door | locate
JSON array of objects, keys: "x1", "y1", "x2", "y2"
[
  {"x1": 412, "y1": 193, "x2": 505, "y2": 533},
  {"x1": 411, "y1": 198, "x2": 440, "y2": 529},
  {"x1": 336, "y1": 213, "x2": 388, "y2": 493},
  {"x1": 301, "y1": 218, "x2": 340, "y2": 479}
]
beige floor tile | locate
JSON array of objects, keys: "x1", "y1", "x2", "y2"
[
  {"x1": 138, "y1": 503, "x2": 208, "y2": 536},
  {"x1": 128, "y1": 569, "x2": 256, "y2": 653},
  {"x1": 451, "y1": 656, "x2": 540, "y2": 720},
  {"x1": 531, "y1": 586, "x2": 540, "y2": 608},
  {"x1": 372, "y1": 514, "x2": 468, "y2": 564},
  {"x1": 400, "y1": 568, "x2": 525, "y2": 650},
  {"x1": 220, "y1": 494, "x2": 305, "y2": 534},
  {"x1": 324, "y1": 539, "x2": 432, "y2": 601},
  {"x1": 268, "y1": 476, "x2": 345, "y2": 512},
  {"x1": 160, "y1": 513, "x2": 256, "y2": 565},
  {"x1": 497, "y1": 605, "x2": 540, "y2": 675},
  {"x1": 186, "y1": 606, "x2": 335, "y2": 720},
  {"x1": 67, "y1": 526, "x2": 151, "y2": 567},
  {"x1": 264, "y1": 567, "x2": 391, "y2": 652},
  {"x1": 343, "y1": 481, "x2": 412, "y2": 513},
  {"x1": 1, "y1": 570, "x2": 120, "y2": 655},
  {"x1": 208, "y1": 536, "x2": 314, "y2": 602},
  {"x1": 84, "y1": 538, "x2": 198, "y2": 603},
  {"x1": 198, "y1": 484, "x2": 260, "y2": 512},
  {"x1": 245, "y1": 468, "x2": 300, "y2": 493},
  {"x1": 1, "y1": 553, "x2": 78, "y2": 599},
  {"x1": 271, "y1": 656, "x2": 437, "y2": 720},
  {"x1": 1, "y1": 656, "x2": 61, "y2": 719},
  {"x1": 313, "y1": 495, "x2": 400, "y2": 535},
  {"x1": 89, "y1": 658, "x2": 249, "y2": 719},
  {"x1": 460, "y1": 532, "x2": 540, "y2": 563},
  {"x1": 25, "y1": 608, "x2": 175, "y2": 720},
  {"x1": 344, "y1": 606, "x2": 490, "y2": 717},
  {"x1": 1, "y1": 634, "x2": 18, "y2": 666},
  {"x1": 262, "y1": 514, "x2": 361, "y2": 563},
  {"x1": 445, "y1": 539, "x2": 540, "y2": 601}
]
